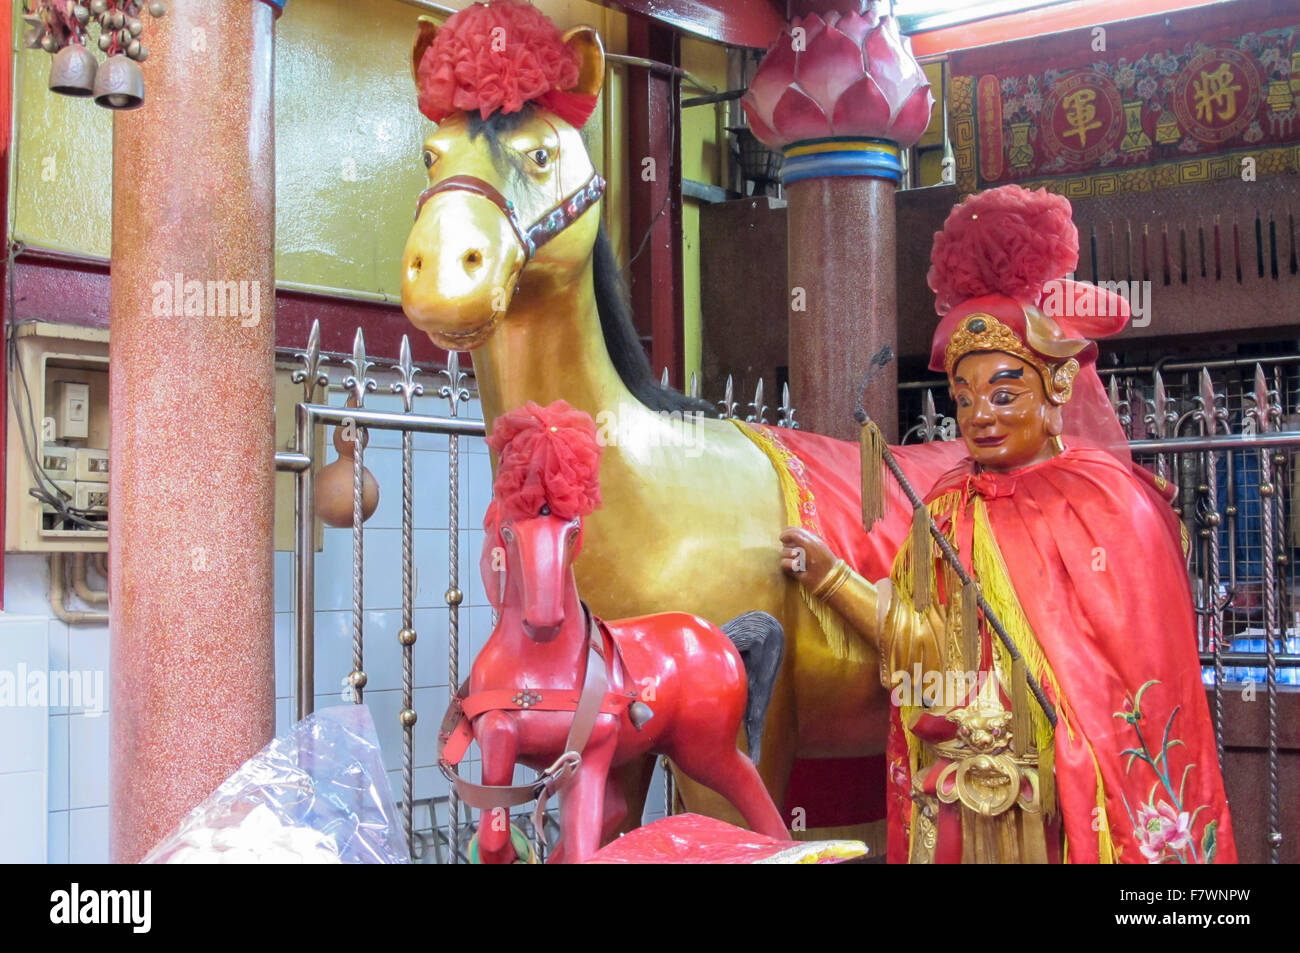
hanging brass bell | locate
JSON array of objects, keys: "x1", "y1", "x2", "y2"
[
  {"x1": 93, "y1": 54, "x2": 145, "y2": 110},
  {"x1": 49, "y1": 43, "x2": 98, "y2": 97}
]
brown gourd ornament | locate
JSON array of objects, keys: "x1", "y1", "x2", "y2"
[{"x1": 316, "y1": 409, "x2": 379, "y2": 527}]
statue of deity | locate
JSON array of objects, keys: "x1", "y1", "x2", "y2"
[{"x1": 781, "y1": 185, "x2": 1236, "y2": 864}]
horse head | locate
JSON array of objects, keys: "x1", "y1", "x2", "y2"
[
  {"x1": 481, "y1": 399, "x2": 603, "y2": 641},
  {"x1": 495, "y1": 504, "x2": 582, "y2": 642},
  {"x1": 401, "y1": 13, "x2": 606, "y2": 351}
]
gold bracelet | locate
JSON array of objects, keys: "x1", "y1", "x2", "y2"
[{"x1": 810, "y1": 558, "x2": 852, "y2": 601}]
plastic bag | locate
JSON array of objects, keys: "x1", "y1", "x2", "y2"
[{"x1": 142, "y1": 704, "x2": 409, "y2": 864}]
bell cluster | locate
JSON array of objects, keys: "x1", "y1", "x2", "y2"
[{"x1": 24, "y1": 0, "x2": 167, "y2": 110}]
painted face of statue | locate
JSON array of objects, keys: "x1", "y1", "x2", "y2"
[{"x1": 951, "y1": 351, "x2": 1064, "y2": 471}]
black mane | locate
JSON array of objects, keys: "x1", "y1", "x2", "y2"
[{"x1": 592, "y1": 226, "x2": 717, "y2": 417}]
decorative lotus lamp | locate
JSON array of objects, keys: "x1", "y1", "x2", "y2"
[
  {"x1": 740, "y1": 2, "x2": 933, "y2": 440},
  {"x1": 25, "y1": 0, "x2": 166, "y2": 110}
]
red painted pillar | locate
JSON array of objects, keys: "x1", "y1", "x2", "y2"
[
  {"x1": 626, "y1": 17, "x2": 684, "y2": 388},
  {"x1": 109, "y1": 0, "x2": 279, "y2": 862}
]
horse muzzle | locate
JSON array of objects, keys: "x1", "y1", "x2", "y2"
[
  {"x1": 401, "y1": 190, "x2": 524, "y2": 349},
  {"x1": 522, "y1": 617, "x2": 563, "y2": 643}
]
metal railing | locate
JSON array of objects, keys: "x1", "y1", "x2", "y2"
[{"x1": 274, "y1": 321, "x2": 483, "y2": 862}]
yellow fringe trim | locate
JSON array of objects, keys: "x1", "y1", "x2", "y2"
[
  {"x1": 891, "y1": 488, "x2": 1117, "y2": 863},
  {"x1": 970, "y1": 497, "x2": 1060, "y2": 759},
  {"x1": 969, "y1": 496, "x2": 1115, "y2": 864},
  {"x1": 729, "y1": 419, "x2": 867, "y2": 662}
]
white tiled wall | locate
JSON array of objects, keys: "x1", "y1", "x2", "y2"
[
  {"x1": 3, "y1": 387, "x2": 666, "y2": 865},
  {"x1": 3, "y1": 559, "x2": 111, "y2": 864}
]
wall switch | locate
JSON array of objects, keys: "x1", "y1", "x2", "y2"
[
  {"x1": 75, "y1": 482, "x2": 108, "y2": 515},
  {"x1": 75, "y1": 448, "x2": 109, "y2": 483},
  {"x1": 56, "y1": 381, "x2": 90, "y2": 440},
  {"x1": 41, "y1": 445, "x2": 76, "y2": 481}
]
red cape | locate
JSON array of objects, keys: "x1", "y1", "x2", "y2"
[{"x1": 901, "y1": 445, "x2": 1237, "y2": 863}]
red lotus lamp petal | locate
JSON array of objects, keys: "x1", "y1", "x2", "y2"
[
  {"x1": 742, "y1": 104, "x2": 781, "y2": 146},
  {"x1": 830, "y1": 73, "x2": 891, "y2": 137},
  {"x1": 836, "y1": 9, "x2": 876, "y2": 47},
  {"x1": 744, "y1": 8, "x2": 932, "y2": 149},
  {"x1": 888, "y1": 84, "x2": 936, "y2": 145},
  {"x1": 795, "y1": 20, "x2": 866, "y2": 110},
  {"x1": 772, "y1": 86, "x2": 831, "y2": 143}
]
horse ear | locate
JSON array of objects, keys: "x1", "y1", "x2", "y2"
[
  {"x1": 411, "y1": 15, "x2": 438, "y2": 86},
  {"x1": 562, "y1": 25, "x2": 605, "y2": 98}
]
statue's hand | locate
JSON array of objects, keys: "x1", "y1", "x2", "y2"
[{"x1": 779, "y1": 526, "x2": 837, "y2": 590}]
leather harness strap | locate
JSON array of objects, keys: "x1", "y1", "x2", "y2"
[
  {"x1": 437, "y1": 606, "x2": 633, "y2": 819},
  {"x1": 415, "y1": 171, "x2": 607, "y2": 262}
]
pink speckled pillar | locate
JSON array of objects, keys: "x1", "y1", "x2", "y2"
[
  {"x1": 109, "y1": 1, "x2": 277, "y2": 863},
  {"x1": 787, "y1": 175, "x2": 899, "y2": 443}
]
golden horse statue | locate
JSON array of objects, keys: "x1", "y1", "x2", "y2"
[{"x1": 401, "y1": 21, "x2": 961, "y2": 836}]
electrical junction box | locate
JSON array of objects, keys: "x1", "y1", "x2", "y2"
[
  {"x1": 41, "y1": 445, "x2": 77, "y2": 482},
  {"x1": 75, "y1": 483, "x2": 108, "y2": 516},
  {"x1": 8, "y1": 322, "x2": 322, "y2": 553},
  {"x1": 6, "y1": 322, "x2": 110, "y2": 552}
]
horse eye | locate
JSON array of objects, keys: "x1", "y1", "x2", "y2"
[
  {"x1": 540, "y1": 503, "x2": 551, "y2": 516},
  {"x1": 422, "y1": 149, "x2": 436, "y2": 169},
  {"x1": 529, "y1": 148, "x2": 550, "y2": 169},
  {"x1": 501, "y1": 526, "x2": 514, "y2": 542}
]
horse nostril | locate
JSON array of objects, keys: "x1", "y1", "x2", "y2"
[
  {"x1": 407, "y1": 255, "x2": 422, "y2": 280},
  {"x1": 463, "y1": 249, "x2": 484, "y2": 272}
]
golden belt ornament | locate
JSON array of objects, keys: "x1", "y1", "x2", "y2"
[{"x1": 934, "y1": 707, "x2": 1023, "y2": 817}]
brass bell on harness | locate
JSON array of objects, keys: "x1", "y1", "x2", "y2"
[
  {"x1": 48, "y1": 43, "x2": 98, "y2": 97},
  {"x1": 93, "y1": 54, "x2": 145, "y2": 110},
  {"x1": 628, "y1": 701, "x2": 654, "y2": 731}
]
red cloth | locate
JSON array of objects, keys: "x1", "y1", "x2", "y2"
[
  {"x1": 896, "y1": 446, "x2": 1237, "y2": 864},
  {"x1": 745, "y1": 424, "x2": 967, "y2": 827},
  {"x1": 752, "y1": 424, "x2": 970, "y2": 592},
  {"x1": 587, "y1": 814, "x2": 864, "y2": 864}
]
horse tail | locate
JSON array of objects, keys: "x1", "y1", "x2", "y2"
[{"x1": 721, "y1": 611, "x2": 784, "y2": 767}]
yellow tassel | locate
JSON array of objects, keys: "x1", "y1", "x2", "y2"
[
  {"x1": 961, "y1": 580, "x2": 980, "y2": 672},
  {"x1": 1041, "y1": 740, "x2": 1056, "y2": 819},
  {"x1": 911, "y1": 505, "x2": 932, "y2": 613},
  {"x1": 860, "y1": 420, "x2": 885, "y2": 531},
  {"x1": 1012, "y1": 658, "x2": 1029, "y2": 758}
]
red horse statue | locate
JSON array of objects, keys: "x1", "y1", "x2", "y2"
[{"x1": 438, "y1": 400, "x2": 789, "y2": 863}]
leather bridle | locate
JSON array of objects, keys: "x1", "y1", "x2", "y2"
[
  {"x1": 437, "y1": 603, "x2": 636, "y2": 846},
  {"x1": 415, "y1": 171, "x2": 607, "y2": 263}
]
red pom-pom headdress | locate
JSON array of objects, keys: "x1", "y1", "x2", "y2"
[
  {"x1": 486, "y1": 399, "x2": 602, "y2": 524},
  {"x1": 926, "y1": 184, "x2": 1135, "y2": 460},
  {"x1": 481, "y1": 400, "x2": 602, "y2": 608},
  {"x1": 927, "y1": 185, "x2": 1136, "y2": 377},
  {"x1": 414, "y1": 1, "x2": 598, "y2": 128}
]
